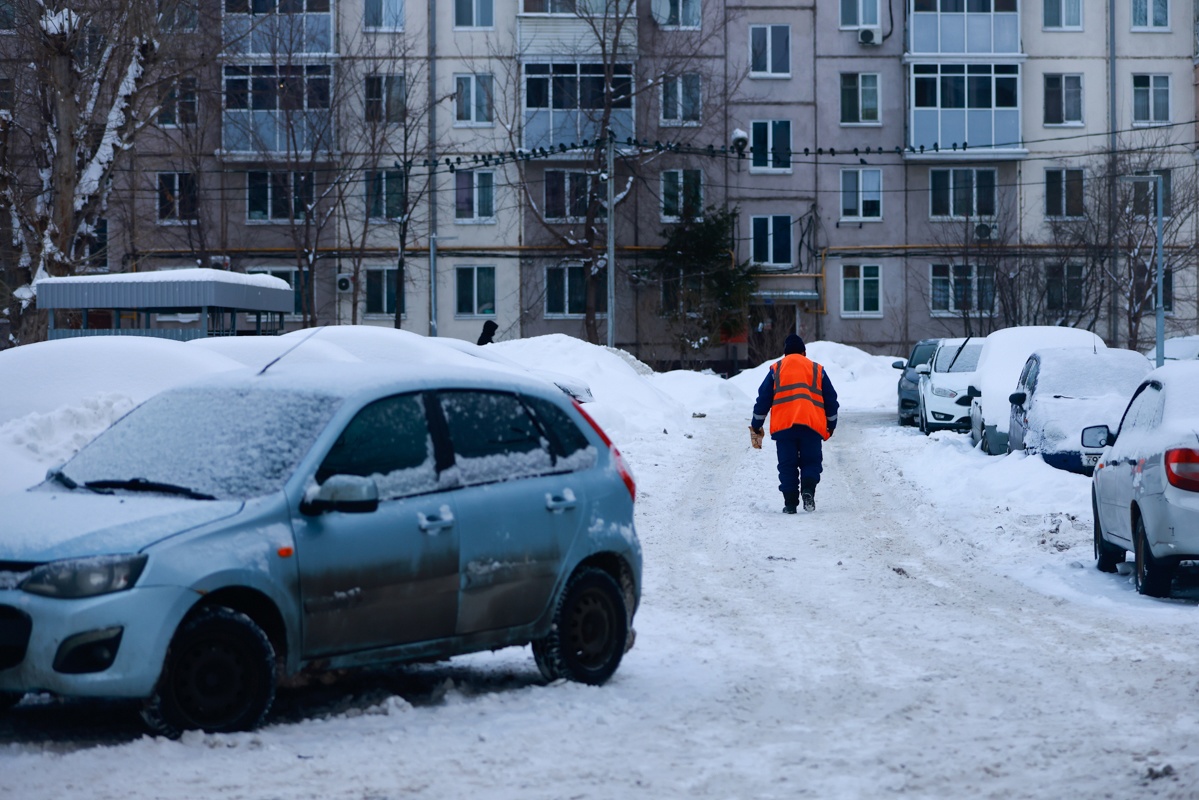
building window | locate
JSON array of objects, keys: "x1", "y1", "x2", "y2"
[
  {"x1": 365, "y1": 0, "x2": 403, "y2": 29},
  {"x1": 455, "y1": 74, "x2": 493, "y2": 125},
  {"x1": 248, "y1": 171, "x2": 314, "y2": 221},
  {"x1": 0, "y1": 77, "x2": 13, "y2": 110},
  {"x1": 1155, "y1": 267, "x2": 1174, "y2": 312},
  {"x1": 913, "y1": 0, "x2": 1017, "y2": 10},
  {"x1": 366, "y1": 170, "x2": 407, "y2": 220},
  {"x1": 1132, "y1": 0, "x2": 1168, "y2": 29},
  {"x1": 913, "y1": 63, "x2": 1018, "y2": 112},
  {"x1": 841, "y1": 169, "x2": 882, "y2": 220},
  {"x1": 1044, "y1": 0, "x2": 1081, "y2": 28},
  {"x1": 930, "y1": 168, "x2": 996, "y2": 218},
  {"x1": 224, "y1": 65, "x2": 330, "y2": 112},
  {"x1": 930, "y1": 264, "x2": 995, "y2": 314},
  {"x1": 524, "y1": 62, "x2": 633, "y2": 111},
  {"x1": 249, "y1": 267, "x2": 308, "y2": 316},
  {"x1": 523, "y1": 0, "x2": 577, "y2": 12},
  {"x1": 456, "y1": 266, "x2": 495, "y2": 316},
  {"x1": 158, "y1": 0, "x2": 198, "y2": 32},
  {"x1": 661, "y1": 169, "x2": 702, "y2": 222},
  {"x1": 1045, "y1": 168, "x2": 1083, "y2": 217},
  {"x1": 1046, "y1": 263, "x2": 1083, "y2": 311},
  {"x1": 545, "y1": 170, "x2": 601, "y2": 221},
  {"x1": 1043, "y1": 74, "x2": 1082, "y2": 125},
  {"x1": 840, "y1": 0, "x2": 878, "y2": 27},
  {"x1": 750, "y1": 120, "x2": 791, "y2": 171},
  {"x1": 366, "y1": 75, "x2": 405, "y2": 123},
  {"x1": 546, "y1": 263, "x2": 605, "y2": 316},
  {"x1": 661, "y1": 73, "x2": 701, "y2": 125},
  {"x1": 454, "y1": 0, "x2": 492, "y2": 27},
  {"x1": 751, "y1": 215, "x2": 792, "y2": 266},
  {"x1": 842, "y1": 265, "x2": 880, "y2": 316},
  {"x1": 1132, "y1": 170, "x2": 1172, "y2": 217},
  {"x1": 224, "y1": 0, "x2": 332, "y2": 12},
  {"x1": 158, "y1": 173, "x2": 198, "y2": 222},
  {"x1": 0, "y1": 1, "x2": 13, "y2": 30},
  {"x1": 749, "y1": 25, "x2": 789, "y2": 77},
  {"x1": 158, "y1": 78, "x2": 198, "y2": 127},
  {"x1": 366, "y1": 267, "x2": 403, "y2": 316},
  {"x1": 88, "y1": 218, "x2": 108, "y2": 271},
  {"x1": 657, "y1": 0, "x2": 700, "y2": 28},
  {"x1": 1132, "y1": 74, "x2": 1169, "y2": 124},
  {"x1": 455, "y1": 170, "x2": 495, "y2": 222},
  {"x1": 840, "y1": 73, "x2": 879, "y2": 124}
]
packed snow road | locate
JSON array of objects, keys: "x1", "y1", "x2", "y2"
[{"x1": 3, "y1": 405, "x2": 1199, "y2": 798}]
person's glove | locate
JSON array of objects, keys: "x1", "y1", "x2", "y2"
[{"x1": 749, "y1": 427, "x2": 764, "y2": 449}]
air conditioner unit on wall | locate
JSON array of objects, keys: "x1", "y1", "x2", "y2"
[
  {"x1": 974, "y1": 223, "x2": 994, "y2": 241},
  {"x1": 336, "y1": 274, "x2": 353, "y2": 292},
  {"x1": 858, "y1": 26, "x2": 881, "y2": 45}
]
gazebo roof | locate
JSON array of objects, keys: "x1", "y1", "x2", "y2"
[{"x1": 36, "y1": 268, "x2": 294, "y2": 313}]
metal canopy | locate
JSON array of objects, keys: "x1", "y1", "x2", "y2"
[{"x1": 37, "y1": 268, "x2": 294, "y2": 314}]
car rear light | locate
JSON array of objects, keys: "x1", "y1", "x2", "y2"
[
  {"x1": 1165, "y1": 448, "x2": 1199, "y2": 492},
  {"x1": 572, "y1": 399, "x2": 636, "y2": 502}
]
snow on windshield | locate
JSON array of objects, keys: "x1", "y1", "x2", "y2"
[
  {"x1": 933, "y1": 342, "x2": 982, "y2": 373},
  {"x1": 62, "y1": 387, "x2": 341, "y2": 500}
]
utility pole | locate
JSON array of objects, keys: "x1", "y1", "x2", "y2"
[{"x1": 606, "y1": 129, "x2": 616, "y2": 348}]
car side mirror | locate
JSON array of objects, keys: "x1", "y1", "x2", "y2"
[
  {"x1": 966, "y1": 385, "x2": 981, "y2": 398},
  {"x1": 1081, "y1": 425, "x2": 1113, "y2": 449},
  {"x1": 892, "y1": 360, "x2": 905, "y2": 370},
  {"x1": 1008, "y1": 391, "x2": 1027, "y2": 406},
  {"x1": 301, "y1": 474, "x2": 380, "y2": 515},
  {"x1": 916, "y1": 363, "x2": 931, "y2": 375}
]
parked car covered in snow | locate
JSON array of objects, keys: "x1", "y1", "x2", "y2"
[
  {"x1": 967, "y1": 326, "x2": 1106, "y2": 455},
  {"x1": 1086, "y1": 361, "x2": 1199, "y2": 597},
  {"x1": 892, "y1": 338, "x2": 940, "y2": 426},
  {"x1": 915, "y1": 337, "x2": 982, "y2": 434},
  {"x1": 1163, "y1": 334, "x2": 1199, "y2": 361},
  {"x1": 0, "y1": 364, "x2": 640, "y2": 734},
  {"x1": 1006, "y1": 347, "x2": 1152, "y2": 475}
]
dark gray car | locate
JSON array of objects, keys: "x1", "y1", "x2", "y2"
[{"x1": 892, "y1": 338, "x2": 940, "y2": 426}]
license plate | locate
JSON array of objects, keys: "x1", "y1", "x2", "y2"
[{"x1": 1083, "y1": 453, "x2": 1100, "y2": 466}]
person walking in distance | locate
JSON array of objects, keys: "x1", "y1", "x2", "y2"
[{"x1": 749, "y1": 334, "x2": 838, "y2": 513}]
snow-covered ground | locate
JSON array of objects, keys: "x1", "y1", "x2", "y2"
[{"x1": 2, "y1": 332, "x2": 1197, "y2": 798}]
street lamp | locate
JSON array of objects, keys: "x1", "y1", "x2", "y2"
[{"x1": 1120, "y1": 174, "x2": 1165, "y2": 367}]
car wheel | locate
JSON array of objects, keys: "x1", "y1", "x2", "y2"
[
  {"x1": 1133, "y1": 514, "x2": 1175, "y2": 598},
  {"x1": 532, "y1": 567, "x2": 628, "y2": 686},
  {"x1": 0, "y1": 691, "x2": 23, "y2": 713},
  {"x1": 141, "y1": 607, "x2": 276, "y2": 737},
  {"x1": 919, "y1": 410, "x2": 929, "y2": 435},
  {"x1": 1092, "y1": 491, "x2": 1124, "y2": 574}
]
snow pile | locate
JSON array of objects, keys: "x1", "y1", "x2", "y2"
[{"x1": 727, "y1": 340, "x2": 903, "y2": 412}]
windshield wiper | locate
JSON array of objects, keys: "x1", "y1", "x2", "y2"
[
  {"x1": 83, "y1": 478, "x2": 216, "y2": 501},
  {"x1": 47, "y1": 468, "x2": 78, "y2": 490},
  {"x1": 945, "y1": 337, "x2": 971, "y2": 372}
]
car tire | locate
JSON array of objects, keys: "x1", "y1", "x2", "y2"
[
  {"x1": 1092, "y1": 491, "x2": 1124, "y2": 574},
  {"x1": 0, "y1": 691, "x2": 23, "y2": 713},
  {"x1": 919, "y1": 411, "x2": 928, "y2": 435},
  {"x1": 141, "y1": 607, "x2": 276, "y2": 737},
  {"x1": 532, "y1": 567, "x2": 628, "y2": 686},
  {"x1": 1133, "y1": 514, "x2": 1175, "y2": 598}
]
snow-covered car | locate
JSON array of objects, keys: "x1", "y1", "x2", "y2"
[
  {"x1": 1006, "y1": 348, "x2": 1152, "y2": 475},
  {"x1": 0, "y1": 364, "x2": 640, "y2": 734},
  {"x1": 1163, "y1": 334, "x2": 1199, "y2": 361},
  {"x1": 915, "y1": 337, "x2": 982, "y2": 434},
  {"x1": 892, "y1": 338, "x2": 940, "y2": 426},
  {"x1": 1086, "y1": 361, "x2": 1199, "y2": 597},
  {"x1": 967, "y1": 326, "x2": 1106, "y2": 455}
]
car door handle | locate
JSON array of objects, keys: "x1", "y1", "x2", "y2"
[
  {"x1": 546, "y1": 489, "x2": 577, "y2": 512},
  {"x1": 417, "y1": 509, "x2": 455, "y2": 534}
]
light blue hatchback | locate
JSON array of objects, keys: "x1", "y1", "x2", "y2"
[{"x1": 0, "y1": 363, "x2": 641, "y2": 735}]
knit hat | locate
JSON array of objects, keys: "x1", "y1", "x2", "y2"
[{"x1": 784, "y1": 334, "x2": 806, "y2": 355}]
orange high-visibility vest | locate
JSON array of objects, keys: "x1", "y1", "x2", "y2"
[{"x1": 769, "y1": 354, "x2": 830, "y2": 439}]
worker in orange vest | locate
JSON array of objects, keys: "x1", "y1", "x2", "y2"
[{"x1": 749, "y1": 334, "x2": 839, "y2": 513}]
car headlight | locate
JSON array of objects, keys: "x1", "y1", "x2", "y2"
[
  {"x1": 932, "y1": 386, "x2": 958, "y2": 398},
  {"x1": 20, "y1": 554, "x2": 148, "y2": 599}
]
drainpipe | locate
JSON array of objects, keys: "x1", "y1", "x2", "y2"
[
  {"x1": 428, "y1": 0, "x2": 439, "y2": 336},
  {"x1": 1107, "y1": 0, "x2": 1117, "y2": 343}
]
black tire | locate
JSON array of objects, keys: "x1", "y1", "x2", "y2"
[
  {"x1": 1133, "y1": 515, "x2": 1175, "y2": 598},
  {"x1": 0, "y1": 691, "x2": 23, "y2": 713},
  {"x1": 918, "y1": 407, "x2": 929, "y2": 435},
  {"x1": 532, "y1": 568, "x2": 628, "y2": 686},
  {"x1": 1093, "y1": 491, "x2": 1124, "y2": 573},
  {"x1": 141, "y1": 607, "x2": 276, "y2": 737}
]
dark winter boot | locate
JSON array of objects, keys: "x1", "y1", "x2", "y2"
[
  {"x1": 782, "y1": 491, "x2": 799, "y2": 514},
  {"x1": 800, "y1": 478, "x2": 817, "y2": 512}
]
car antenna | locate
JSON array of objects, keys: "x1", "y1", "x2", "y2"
[{"x1": 258, "y1": 326, "x2": 325, "y2": 376}]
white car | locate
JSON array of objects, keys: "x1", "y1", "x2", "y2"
[
  {"x1": 968, "y1": 326, "x2": 1106, "y2": 455},
  {"x1": 1087, "y1": 361, "x2": 1199, "y2": 597},
  {"x1": 915, "y1": 337, "x2": 982, "y2": 434}
]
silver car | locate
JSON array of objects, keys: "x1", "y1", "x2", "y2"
[
  {"x1": 0, "y1": 364, "x2": 641, "y2": 734},
  {"x1": 1086, "y1": 362, "x2": 1199, "y2": 597}
]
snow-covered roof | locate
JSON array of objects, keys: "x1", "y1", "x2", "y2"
[{"x1": 35, "y1": 268, "x2": 294, "y2": 313}]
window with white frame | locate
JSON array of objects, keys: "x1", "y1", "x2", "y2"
[
  {"x1": 225, "y1": 65, "x2": 331, "y2": 113},
  {"x1": 1045, "y1": 168, "x2": 1083, "y2": 217},
  {"x1": 365, "y1": 0, "x2": 403, "y2": 29},
  {"x1": 545, "y1": 170, "x2": 602, "y2": 221},
  {"x1": 1132, "y1": 74, "x2": 1169, "y2": 124},
  {"x1": 1044, "y1": 0, "x2": 1081, "y2": 28},
  {"x1": 929, "y1": 168, "x2": 996, "y2": 218},
  {"x1": 366, "y1": 170, "x2": 406, "y2": 220},
  {"x1": 523, "y1": 62, "x2": 633, "y2": 111},
  {"x1": 523, "y1": 0, "x2": 576, "y2": 11},
  {"x1": 749, "y1": 25, "x2": 789, "y2": 77},
  {"x1": 455, "y1": 170, "x2": 495, "y2": 222},
  {"x1": 158, "y1": 78, "x2": 197, "y2": 127},
  {"x1": 840, "y1": 73, "x2": 879, "y2": 124},
  {"x1": 751, "y1": 215, "x2": 792, "y2": 266},
  {"x1": 913, "y1": 0, "x2": 1016, "y2": 10},
  {"x1": 546, "y1": 263, "x2": 606, "y2": 316},
  {"x1": 750, "y1": 120, "x2": 791, "y2": 171},
  {"x1": 1132, "y1": 0, "x2": 1168, "y2": 29},
  {"x1": 366, "y1": 267, "x2": 403, "y2": 316},
  {"x1": 248, "y1": 171, "x2": 314, "y2": 222},
  {"x1": 840, "y1": 0, "x2": 878, "y2": 27},
  {"x1": 841, "y1": 265, "x2": 880, "y2": 316},
  {"x1": 841, "y1": 169, "x2": 882, "y2": 220},
  {"x1": 1154, "y1": 267, "x2": 1174, "y2": 312},
  {"x1": 661, "y1": 169, "x2": 702, "y2": 222},
  {"x1": 930, "y1": 264, "x2": 995, "y2": 314},
  {"x1": 1043, "y1": 74, "x2": 1082, "y2": 125},
  {"x1": 661, "y1": 73, "x2": 701, "y2": 124},
  {"x1": 455, "y1": 74, "x2": 493, "y2": 125},
  {"x1": 1045, "y1": 262, "x2": 1083, "y2": 311},
  {"x1": 158, "y1": 172, "x2": 198, "y2": 222},
  {"x1": 456, "y1": 266, "x2": 495, "y2": 316},
  {"x1": 455, "y1": 0, "x2": 493, "y2": 27},
  {"x1": 1132, "y1": 169, "x2": 1172, "y2": 217},
  {"x1": 366, "y1": 75, "x2": 405, "y2": 123},
  {"x1": 912, "y1": 63, "x2": 1018, "y2": 113},
  {"x1": 654, "y1": 0, "x2": 700, "y2": 27},
  {"x1": 248, "y1": 267, "x2": 307, "y2": 316}
]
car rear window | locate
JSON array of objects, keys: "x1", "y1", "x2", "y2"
[
  {"x1": 521, "y1": 394, "x2": 596, "y2": 469},
  {"x1": 438, "y1": 391, "x2": 554, "y2": 485}
]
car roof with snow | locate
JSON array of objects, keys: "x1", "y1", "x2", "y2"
[
  {"x1": 1030, "y1": 347, "x2": 1151, "y2": 397},
  {"x1": 1152, "y1": 361, "x2": 1199, "y2": 419}
]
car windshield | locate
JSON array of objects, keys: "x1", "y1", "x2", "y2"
[
  {"x1": 934, "y1": 343, "x2": 982, "y2": 373},
  {"x1": 1039, "y1": 357, "x2": 1149, "y2": 398},
  {"x1": 910, "y1": 343, "x2": 937, "y2": 366},
  {"x1": 59, "y1": 386, "x2": 342, "y2": 500}
]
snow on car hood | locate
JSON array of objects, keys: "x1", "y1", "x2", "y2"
[{"x1": 0, "y1": 489, "x2": 244, "y2": 562}]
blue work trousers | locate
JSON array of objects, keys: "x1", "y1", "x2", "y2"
[{"x1": 773, "y1": 425, "x2": 823, "y2": 494}]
